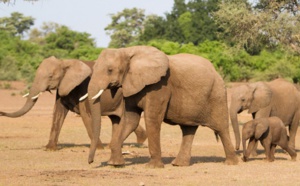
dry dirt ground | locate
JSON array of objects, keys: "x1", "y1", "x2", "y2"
[{"x1": 1, "y1": 81, "x2": 300, "y2": 186}]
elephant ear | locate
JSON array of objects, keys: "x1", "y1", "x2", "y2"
[
  {"x1": 248, "y1": 82, "x2": 272, "y2": 114},
  {"x1": 255, "y1": 120, "x2": 269, "y2": 139},
  {"x1": 58, "y1": 60, "x2": 92, "y2": 96},
  {"x1": 121, "y1": 46, "x2": 169, "y2": 97}
]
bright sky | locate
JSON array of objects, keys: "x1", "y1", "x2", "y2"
[{"x1": 0, "y1": 0, "x2": 174, "y2": 47}]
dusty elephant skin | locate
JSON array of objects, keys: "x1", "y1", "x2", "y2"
[
  {"x1": 242, "y1": 116, "x2": 297, "y2": 162},
  {"x1": 87, "y1": 46, "x2": 238, "y2": 168},
  {"x1": 0, "y1": 56, "x2": 147, "y2": 150},
  {"x1": 230, "y1": 78, "x2": 300, "y2": 152}
]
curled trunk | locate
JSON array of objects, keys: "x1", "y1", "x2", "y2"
[{"x1": 0, "y1": 87, "x2": 40, "y2": 118}]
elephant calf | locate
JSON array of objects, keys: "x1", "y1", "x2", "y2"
[{"x1": 242, "y1": 116, "x2": 297, "y2": 162}]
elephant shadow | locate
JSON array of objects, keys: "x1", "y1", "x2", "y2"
[
  {"x1": 96, "y1": 155, "x2": 226, "y2": 168},
  {"x1": 236, "y1": 149, "x2": 297, "y2": 162},
  {"x1": 56, "y1": 142, "x2": 147, "y2": 150},
  {"x1": 56, "y1": 143, "x2": 90, "y2": 150}
]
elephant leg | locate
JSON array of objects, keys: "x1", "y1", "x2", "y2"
[
  {"x1": 134, "y1": 123, "x2": 147, "y2": 145},
  {"x1": 143, "y1": 112, "x2": 164, "y2": 168},
  {"x1": 108, "y1": 110, "x2": 141, "y2": 166},
  {"x1": 107, "y1": 115, "x2": 120, "y2": 148},
  {"x1": 243, "y1": 137, "x2": 257, "y2": 161},
  {"x1": 280, "y1": 143, "x2": 297, "y2": 161},
  {"x1": 46, "y1": 99, "x2": 69, "y2": 150},
  {"x1": 270, "y1": 144, "x2": 276, "y2": 162},
  {"x1": 250, "y1": 142, "x2": 259, "y2": 157},
  {"x1": 288, "y1": 113, "x2": 300, "y2": 150},
  {"x1": 218, "y1": 128, "x2": 239, "y2": 165},
  {"x1": 172, "y1": 125, "x2": 198, "y2": 166},
  {"x1": 262, "y1": 141, "x2": 272, "y2": 162}
]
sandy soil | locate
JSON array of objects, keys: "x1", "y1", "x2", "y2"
[{"x1": 1, "y1": 81, "x2": 300, "y2": 186}]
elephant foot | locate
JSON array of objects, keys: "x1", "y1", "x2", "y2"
[
  {"x1": 96, "y1": 138, "x2": 105, "y2": 149},
  {"x1": 107, "y1": 155, "x2": 125, "y2": 166},
  {"x1": 224, "y1": 156, "x2": 239, "y2": 165},
  {"x1": 171, "y1": 157, "x2": 190, "y2": 166},
  {"x1": 250, "y1": 151, "x2": 258, "y2": 157},
  {"x1": 145, "y1": 159, "x2": 164, "y2": 168},
  {"x1": 241, "y1": 156, "x2": 248, "y2": 162},
  {"x1": 97, "y1": 142, "x2": 105, "y2": 150},
  {"x1": 45, "y1": 143, "x2": 58, "y2": 151},
  {"x1": 291, "y1": 156, "x2": 297, "y2": 161},
  {"x1": 266, "y1": 158, "x2": 274, "y2": 162}
]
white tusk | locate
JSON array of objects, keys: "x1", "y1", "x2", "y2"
[
  {"x1": 31, "y1": 93, "x2": 40, "y2": 100},
  {"x1": 79, "y1": 93, "x2": 88, "y2": 101},
  {"x1": 22, "y1": 93, "x2": 29, "y2": 98},
  {"x1": 92, "y1": 89, "x2": 104, "y2": 100}
]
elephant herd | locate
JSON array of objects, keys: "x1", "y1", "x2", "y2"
[{"x1": 1, "y1": 45, "x2": 299, "y2": 168}]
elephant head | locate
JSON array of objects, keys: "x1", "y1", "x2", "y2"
[
  {"x1": 242, "y1": 119, "x2": 269, "y2": 157},
  {"x1": 87, "y1": 46, "x2": 169, "y2": 163},
  {"x1": 230, "y1": 82, "x2": 272, "y2": 150},
  {"x1": 0, "y1": 56, "x2": 91, "y2": 117}
]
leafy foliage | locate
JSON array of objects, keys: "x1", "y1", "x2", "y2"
[
  {"x1": 214, "y1": 0, "x2": 300, "y2": 54},
  {"x1": 105, "y1": 8, "x2": 145, "y2": 47},
  {"x1": 0, "y1": 12, "x2": 34, "y2": 36},
  {"x1": 1, "y1": 1, "x2": 300, "y2": 85},
  {"x1": 140, "y1": 0, "x2": 220, "y2": 45}
]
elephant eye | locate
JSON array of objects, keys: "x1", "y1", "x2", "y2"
[
  {"x1": 107, "y1": 68, "x2": 113, "y2": 75},
  {"x1": 241, "y1": 98, "x2": 245, "y2": 102}
]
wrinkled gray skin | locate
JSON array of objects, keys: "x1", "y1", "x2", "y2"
[
  {"x1": 230, "y1": 78, "x2": 300, "y2": 152},
  {"x1": 242, "y1": 117, "x2": 297, "y2": 162},
  {"x1": 0, "y1": 56, "x2": 147, "y2": 150},
  {"x1": 87, "y1": 46, "x2": 238, "y2": 168}
]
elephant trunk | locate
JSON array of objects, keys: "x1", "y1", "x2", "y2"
[
  {"x1": 87, "y1": 79, "x2": 104, "y2": 164},
  {"x1": 0, "y1": 86, "x2": 40, "y2": 118},
  {"x1": 230, "y1": 102, "x2": 241, "y2": 150}
]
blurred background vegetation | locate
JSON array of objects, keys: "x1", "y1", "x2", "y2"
[{"x1": 0, "y1": 0, "x2": 299, "y2": 83}]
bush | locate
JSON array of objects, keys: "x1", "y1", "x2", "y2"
[
  {"x1": 70, "y1": 46, "x2": 104, "y2": 61},
  {"x1": 0, "y1": 56, "x2": 21, "y2": 80}
]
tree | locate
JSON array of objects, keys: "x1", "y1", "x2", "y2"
[
  {"x1": 214, "y1": 0, "x2": 300, "y2": 54},
  {"x1": 29, "y1": 22, "x2": 60, "y2": 45},
  {"x1": 0, "y1": 12, "x2": 34, "y2": 36},
  {"x1": 105, "y1": 8, "x2": 145, "y2": 47},
  {"x1": 138, "y1": 15, "x2": 166, "y2": 42},
  {"x1": 186, "y1": 0, "x2": 220, "y2": 44},
  {"x1": 141, "y1": 0, "x2": 220, "y2": 45},
  {"x1": 43, "y1": 25, "x2": 95, "y2": 57}
]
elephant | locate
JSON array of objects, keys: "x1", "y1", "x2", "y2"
[
  {"x1": 230, "y1": 78, "x2": 300, "y2": 153},
  {"x1": 0, "y1": 56, "x2": 147, "y2": 150},
  {"x1": 242, "y1": 116, "x2": 297, "y2": 162},
  {"x1": 86, "y1": 46, "x2": 238, "y2": 168}
]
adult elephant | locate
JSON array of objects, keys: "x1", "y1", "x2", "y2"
[
  {"x1": 87, "y1": 46, "x2": 238, "y2": 168},
  {"x1": 0, "y1": 56, "x2": 147, "y2": 150},
  {"x1": 230, "y1": 78, "x2": 300, "y2": 151}
]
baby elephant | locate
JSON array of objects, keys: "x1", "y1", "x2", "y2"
[{"x1": 242, "y1": 116, "x2": 297, "y2": 162}]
